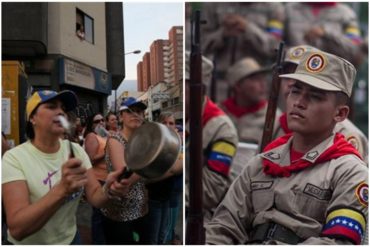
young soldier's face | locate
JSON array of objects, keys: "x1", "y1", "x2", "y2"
[{"x1": 286, "y1": 81, "x2": 338, "y2": 136}]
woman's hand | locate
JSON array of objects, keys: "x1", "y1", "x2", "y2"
[
  {"x1": 58, "y1": 158, "x2": 88, "y2": 197},
  {"x1": 104, "y1": 167, "x2": 131, "y2": 197}
]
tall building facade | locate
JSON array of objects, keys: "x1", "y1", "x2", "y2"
[
  {"x1": 136, "y1": 26, "x2": 183, "y2": 122},
  {"x1": 2, "y1": 2, "x2": 125, "y2": 142},
  {"x1": 142, "y1": 52, "x2": 151, "y2": 91},
  {"x1": 137, "y1": 61, "x2": 143, "y2": 91}
]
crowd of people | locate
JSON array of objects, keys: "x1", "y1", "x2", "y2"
[
  {"x1": 2, "y1": 94, "x2": 184, "y2": 245},
  {"x1": 185, "y1": 2, "x2": 368, "y2": 245}
]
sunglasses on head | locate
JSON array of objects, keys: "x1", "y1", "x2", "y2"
[{"x1": 93, "y1": 118, "x2": 104, "y2": 124}]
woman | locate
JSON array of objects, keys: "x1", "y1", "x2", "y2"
[
  {"x1": 83, "y1": 113, "x2": 109, "y2": 244},
  {"x1": 101, "y1": 97, "x2": 150, "y2": 244},
  {"x1": 105, "y1": 112, "x2": 118, "y2": 134},
  {"x1": 146, "y1": 112, "x2": 183, "y2": 244},
  {"x1": 2, "y1": 90, "x2": 129, "y2": 245}
]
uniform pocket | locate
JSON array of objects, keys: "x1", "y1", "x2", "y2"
[
  {"x1": 293, "y1": 192, "x2": 329, "y2": 223},
  {"x1": 251, "y1": 188, "x2": 274, "y2": 213}
]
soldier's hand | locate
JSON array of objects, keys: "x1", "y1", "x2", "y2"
[
  {"x1": 222, "y1": 14, "x2": 247, "y2": 36},
  {"x1": 58, "y1": 158, "x2": 87, "y2": 197},
  {"x1": 304, "y1": 26, "x2": 325, "y2": 43}
]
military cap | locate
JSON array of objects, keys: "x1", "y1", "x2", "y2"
[
  {"x1": 284, "y1": 45, "x2": 319, "y2": 65},
  {"x1": 185, "y1": 51, "x2": 214, "y2": 87},
  {"x1": 227, "y1": 57, "x2": 270, "y2": 87},
  {"x1": 280, "y1": 50, "x2": 356, "y2": 97}
]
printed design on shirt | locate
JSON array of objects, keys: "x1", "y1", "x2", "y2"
[
  {"x1": 305, "y1": 53, "x2": 326, "y2": 73},
  {"x1": 264, "y1": 151, "x2": 280, "y2": 160},
  {"x1": 42, "y1": 169, "x2": 82, "y2": 203},
  {"x1": 345, "y1": 26, "x2": 362, "y2": 45},
  {"x1": 207, "y1": 141, "x2": 236, "y2": 176},
  {"x1": 322, "y1": 208, "x2": 366, "y2": 245},
  {"x1": 355, "y1": 182, "x2": 368, "y2": 207},
  {"x1": 251, "y1": 181, "x2": 273, "y2": 191},
  {"x1": 303, "y1": 183, "x2": 331, "y2": 200},
  {"x1": 346, "y1": 135, "x2": 359, "y2": 151},
  {"x1": 42, "y1": 170, "x2": 58, "y2": 189},
  {"x1": 305, "y1": 151, "x2": 319, "y2": 161}
]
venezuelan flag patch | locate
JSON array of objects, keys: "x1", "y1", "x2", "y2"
[
  {"x1": 266, "y1": 19, "x2": 283, "y2": 38},
  {"x1": 207, "y1": 141, "x2": 236, "y2": 176},
  {"x1": 345, "y1": 26, "x2": 362, "y2": 45},
  {"x1": 321, "y1": 208, "x2": 366, "y2": 244}
]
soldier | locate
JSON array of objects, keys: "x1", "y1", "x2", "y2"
[
  {"x1": 275, "y1": 45, "x2": 368, "y2": 162},
  {"x1": 220, "y1": 57, "x2": 280, "y2": 145},
  {"x1": 206, "y1": 50, "x2": 368, "y2": 244},
  {"x1": 201, "y1": 2, "x2": 285, "y2": 102},
  {"x1": 284, "y1": 2, "x2": 364, "y2": 67},
  {"x1": 185, "y1": 51, "x2": 238, "y2": 223}
]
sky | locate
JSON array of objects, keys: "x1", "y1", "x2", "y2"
[
  {"x1": 108, "y1": 2, "x2": 183, "y2": 105},
  {"x1": 122, "y1": 3, "x2": 183, "y2": 81}
]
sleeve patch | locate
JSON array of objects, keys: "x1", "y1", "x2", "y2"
[
  {"x1": 345, "y1": 26, "x2": 362, "y2": 45},
  {"x1": 355, "y1": 182, "x2": 368, "y2": 207},
  {"x1": 207, "y1": 141, "x2": 236, "y2": 176},
  {"x1": 266, "y1": 19, "x2": 283, "y2": 38},
  {"x1": 212, "y1": 141, "x2": 236, "y2": 157},
  {"x1": 322, "y1": 209, "x2": 366, "y2": 244}
]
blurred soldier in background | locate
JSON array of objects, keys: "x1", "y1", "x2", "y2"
[
  {"x1": 185, "y1": 51, "x2": 238, "y2": 224},
  {"x1": 284, "y1": 2, "x2": 365, "y2": 68},
  {"x1": 201, "y1": 2, "x2": 285, "y2": 102},
  {"x1": 220, "y1": 57, "x2": 280, "y2": 145}
]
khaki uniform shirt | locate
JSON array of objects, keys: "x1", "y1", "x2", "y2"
[
  {"x1": 206, "y1": 133, "x2": 368, "y2": 244},
  {"x1": 201, "y1": 2, "x2": 285, "y2": 75},
  {"x1": 186, "y1": 98, "x2": 239, "y2": 223},
  {"x1": 284, "y1": 3, "x2": 362, "y2": 65},
  {"x1": 221, "y1": 101, "x2": 281, "y2": 145},
  {"x1": 274, "y1": 116, "x2": 368, "y2": 163}
]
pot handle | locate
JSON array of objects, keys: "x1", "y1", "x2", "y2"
[{"x1": 117, "y1": 167, "x2": 133, "y2": 181}]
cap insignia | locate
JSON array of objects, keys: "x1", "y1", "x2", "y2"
[{"x1": 306, "y1": 53, "x2": 326, "y2": 73}]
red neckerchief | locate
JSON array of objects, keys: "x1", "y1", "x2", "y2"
[
  {"x1": 222, "y1": 98, "x2": 267, "y2": 118},
  {"x1": 262, "y1": 133, "x2": 363, "y2": 177},
  {"x1": 279, "y1": 113, "x2": 292, "y2": 135},
  {"x1": 202, "y1": 96, "x2": 225, "y2": 127},
  {"x1": 305, "y1": 2, "x2": 337, "y2": 16}
]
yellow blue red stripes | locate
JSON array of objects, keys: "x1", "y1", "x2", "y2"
[
  {"x1": 321, "y1": 208, "x2": 366, "y2": 244},
  {"x1": 207, "y1": 141, "x2": 236, "y2": 176},
  {"x1": 345, "y1": 26, "x2": 362, "y2": 45},
  {"x1": 266, "y1": 19, "x2": 283, "y2": 38}
]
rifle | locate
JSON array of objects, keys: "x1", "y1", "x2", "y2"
[
  {"x1": 259, "y1": 42, "x2": 285, "y2": 152},
  {"x1": 186, "y1": 10, "x2": 205, "y2": 245}
]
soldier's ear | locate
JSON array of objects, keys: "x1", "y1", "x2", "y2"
[{"x1": 334, "y1": 105, "x2": 349, "y2": 123}]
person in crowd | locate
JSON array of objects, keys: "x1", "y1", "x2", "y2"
[
  {"x1": 220, "y1": 57, "x2": 280, "y2": 145},
  {"x1": 100, "y1": 97, "x2": 150, "y2": 244},
  {"x1": 166, "y1": 123, "x2": 184, "y2": 245},
  {"x1": 284, "y1": 2, "x2": 365, "y2": 67},
  {"x1": 206, "y1": 50, "x2": 368, "y2": 244},
  {"x1": 274, "y1": 45, "x2": 368, "y2": 162},
  {"x1": 2, "y1": 90, "x2": 130, "y2": 244},
  {"x1": 145, "y1": 112, "x2": 183, "y2": 244},
  {"x1": 105, "y1": 112, "x2": 119, "y2": 134},
  {"x1": 83, "y1": 113, "x2": 109, "y2": 244},
  {"x1": 185, "y1": 51, "x2": 238, "y2": 224},
  {"x1": 200, "y1": 2, "x2": 285, "y2": 102}
]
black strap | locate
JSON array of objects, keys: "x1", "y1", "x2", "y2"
[{"x1": 251, "y1": 222, "x2": 302, "y2": 244}]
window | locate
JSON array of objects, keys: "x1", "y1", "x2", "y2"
[{"x1": 76, "y1": 8, "x2": 94, "y2": 44}]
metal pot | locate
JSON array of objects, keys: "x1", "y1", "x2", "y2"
[{"x1": 124, "y1": 122, "x2": 181, "y2": 179}]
